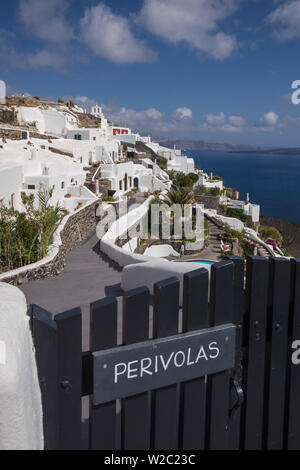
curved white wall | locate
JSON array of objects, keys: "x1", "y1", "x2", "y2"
[
  {"x1": 100, "y1": 196, "x2": 155, "y2": 267},
  {"x1": 121, "y1": 259, "x2": 211, "y2": 305},
  {"x1": 0, "y1": 283, "x2": 43, "y2": 449}
]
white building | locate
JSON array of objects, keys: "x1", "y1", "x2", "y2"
[
  {"x1": 196, "y1": 171, "x2": 224, "y2": 191},
  {"x1": 50, "y1": 137, "x2": 120, "y2": 165},
  {"x1": 18, "y1": 106, "x2": 78, "y2": 136},
  {"x1": 100, "y1": 160, "x2": 171, "y2": 197},
  {"x1": 91, "y1": 105, "x2": 103, "y2": 119},
  {"x1": 157, "y1": 146, "x2": 195, "y2": 174},
  {"x1": 0, "y1": 139, "x2": 97, "y2": 213}
]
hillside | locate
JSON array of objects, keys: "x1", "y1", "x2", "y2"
[
  {"x1": 0, "y1": 96, "x2": 101, "y2": 131},
  {"x1": 154, "y1": 137, "x2": 270, "y2": 152}
]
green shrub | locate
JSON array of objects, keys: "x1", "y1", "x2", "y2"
[
  {"x1": 258, "y1": 225, "x2": 281, "y2": 244},
  {"x1": 169, "y1": 171, "x2": 199, "y2": 189},
  {"x1": 225, "y1": 207, "x2": 248, "y2": 222},
  {"x1": 102, "y1": 196, "x2": 116, "y2": 202},
  {"x1": 0, "y1": 189, "x2": 61, "y2": 273}
]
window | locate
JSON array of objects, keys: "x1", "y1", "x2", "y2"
[
  {"x1": 119, "y1": 180, "x2": 122, "y2": 190},
  {"x1": 28, "y1": 184, "x2": 35, "y2": 190},
  {"x1": 61, "y1": 182, "x2": 65, "y2": 189},
  {"x1": 93, "y1": 137, "x2": 96, "y2": 141}
]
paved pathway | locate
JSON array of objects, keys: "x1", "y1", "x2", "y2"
[
  {"x1": 20, "y1": 232, "x2": 123, "y2": 350},
  {"x1": 21, "y1": 233, "x2": 122, "y2": 314},
  {"x1": 178, "y1": 220, "x2": 223, "y2": 262}
]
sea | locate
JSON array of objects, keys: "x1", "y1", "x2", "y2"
[{"x1": 186, "y1": 150, "x2": 300, "y2": 225}]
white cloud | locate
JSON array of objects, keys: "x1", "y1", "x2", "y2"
[
  {"x1": 144, "y1": 108, "x2": 163, "y2": 119},
  {"x1": 60, "y1": 95, "x2": 285, "y2": 140},
  {"x1": 139, "y1": 0, "x2": 239, "y2": 59},
  {"x1": 260, "y1": 111, "x2": 279, "y2": 126},
  {"x1": 24, "y1": 49, "x2": 67, "y2": 69},
  {"x1": 205, "y1": 112, "x2": 226, "y2": 125},
  {"x1": 18, "y1": 0, "x2": 73, "y2": 44},
  {"x1": 229, "y1": 115, "x2": 245, "y2": 126},
  {"x1": 267, "y1": 0, "x2": 300, "y2": 40},
  {"x1": 79, "y1": 3, "x2": 156, "y2": 64},
  {"x1": 174, "y1": 107, "x2": 193, "y2": 119},
  {"x1": 103, "y1": 104, "x2": 167, "y2": 131}
]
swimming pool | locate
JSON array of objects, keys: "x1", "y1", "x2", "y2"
[{"x1": 190, "y1": 260, "x2": 215, "y2": 265}]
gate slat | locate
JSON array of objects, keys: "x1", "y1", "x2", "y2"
[
  {"x1": 122, "y1": 287, "x2": 150, "y2": 450},
  {"x1": 89, "y1": 297, "x2": 118, "y2": 450},
  {"x1": 30, "y1": 305, "x2": 59, "y2": 450},
  {"x1": 287, "y1": 259, "x2": 300, "y2": 449},
  {"x1": 181, "y1": 268, "x2": 209, "y2": 450},
  {"x1": 152, "y1": 277, "x2": 180, "y2": 450},
  {"x1": 243, "y1": 256, "x2": 269, "y2": 450},
  {"x1": 207, "y1": 260, "x2": 234, "y2": 450},
  {"x1": 226, "y1": 256, "x2": 245, "y2": 450},
  {"x1": 266, "y1": 257, "x2": 291, "y2": 450},
  {"x1": 55, "y1": 308, "x2": 82, "y2": 450}
]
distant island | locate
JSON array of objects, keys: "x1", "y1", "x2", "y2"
[
  {"x1": 153, "y1": 137, "x2": 271, "y2": 152},
  {"x1": 234, "y1": 147, "x2": 300, "y2": 155},
  {"x1": 153, "y1": 137, "x2": 300, "y2": 155}
]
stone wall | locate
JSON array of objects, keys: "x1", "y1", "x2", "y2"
[
  {"x1": 1, "y1": 200, "x2": 100, "y2": 286},
  {"x1": 0, "y1": 127, "x2": 57, "y2": 141},
  {"x1": 0, "y1": 128, "x2": 23, "y2": 140},
  {"x1": 194, "y1": 194, "x2": 220, "y2": 210}
]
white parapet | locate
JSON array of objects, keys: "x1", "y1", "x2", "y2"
[
  {"x1": 121, "y1": 259, "x2": 212, "y2": 306},
  {"x1": 0, "y1": 283, "x2": 43, "y2": 450}
]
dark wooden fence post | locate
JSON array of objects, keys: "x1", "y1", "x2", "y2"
[
  {"x1": 89, "y1": 297, "x2": 118, "y2": 450},
  {"x1": 243, "y1": 256, "x2": 269, "y2": 450},
  {"x1": 265, "y1": 257, "x2": 291, "y2": 450},
  {"x1": 55, "y1": 308, "x2": 82, "y2": 450},
  {"x1": 287, "y1": 258, "x2": 300, "y2": 449},
  {"x1": 122, "y1": 286, "x2": 150, "y2": 450},
  {"x1": 226, "y1": 256, "x2": 245, "y2": 450},
  {"x1": 30, "y1": 305, "x2": 59, "y2": 450},
  {"x1": 152, "y1": 277, "x2": 180, "y2": 450},
  {"x1": 181, "y1": 268, "x2": 209, "y2": 450},
  {"x1": 207, "y1": 260, "x2": 234, "y2": 450}
]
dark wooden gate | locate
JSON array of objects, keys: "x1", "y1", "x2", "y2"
[{"x1": 30, "y1": 256, "x2": 300, "y2": 450}]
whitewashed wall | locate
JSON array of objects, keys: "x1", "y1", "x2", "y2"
[{"x1": 0, "y1": 283, "x2": 43, "y2": 450}]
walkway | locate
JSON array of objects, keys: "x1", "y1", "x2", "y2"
[
  {"x1": 178, "y1": 219, "x2": 223, "y2": 262},
  {"x1": 20, "y1": 233, "x2": 123, "y2": 350}
]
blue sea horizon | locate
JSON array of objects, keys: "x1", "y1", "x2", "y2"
[{"x1": 186, "y1": 150, "x2": 300, "y2": 225}]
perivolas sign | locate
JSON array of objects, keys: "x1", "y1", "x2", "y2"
[{"x1": 93, "y1": 324, "x2": 236, "y2": 405}]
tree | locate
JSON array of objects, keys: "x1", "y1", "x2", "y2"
[
  {"x1": 168, "y1": 171, "x2": 199, "y2": 188},
  {"x1": 162, "y1": 188, "x2": 194, "y2": 208}
]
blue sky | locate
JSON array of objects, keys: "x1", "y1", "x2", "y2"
[{"x1": 1, "y1": 0, "x2": 300, "y2": 146}]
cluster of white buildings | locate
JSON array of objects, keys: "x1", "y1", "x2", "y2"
[
  {"x1": 0, "y1": 97, "x2": 260, "y2": 231},
  {"x1": 0, "y1": 99, "x2": 199, "y2": 214},
  {"x1": 0, "y1": 140, "x2": 95, "y2": 213}
]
